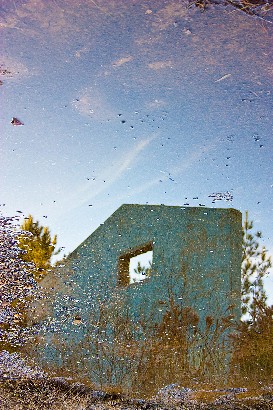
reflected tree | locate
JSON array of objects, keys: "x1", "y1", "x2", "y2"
[
  {"x1": 241, "y1": 211, "x2": 272, "y2": 324},
  {"x1": 19, "y1": 215, "x2": 60, "y2": 281},
  {"x1": 231, "y1": 212, "x2": 273, "y2": 385},
  {"x1": 0, "y1": 214, "x2": 37, "y2": 350},
  {"x1": 133, "y1": 260, "x2": 152, "y2": 279}
]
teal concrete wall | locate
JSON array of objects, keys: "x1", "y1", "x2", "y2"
[{"x1": 36, "y1": 204, "x2": 242, "y2": 386}]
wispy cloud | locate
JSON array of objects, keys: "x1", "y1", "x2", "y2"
[
  {"x1": 72, "y1": 86, "x2": 115, "y2": 120},
  {"x1": 56, "y1": 134, "x2": 157, "y2": 214},
  {"x1": 148, "y1": 61, "x2": 173, "y2": 70},
  {"x1": 112, "y1": 56, "x2": 133, "y2": 67},
  {"x1": 145, "y1": 99, "x2": 167, "y2": 110},
  {"x1": 110, "y1": 137, "x2": 220, "y2": 202},
  {"x1": 75, "y1": 46, "x2": 91, "y2": 59}
]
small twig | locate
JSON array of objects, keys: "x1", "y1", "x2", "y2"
[
  {"x1": 225, "y1": 0, "x2": 273, "y2": 23},
  {"x1": 89, "y1": 0, "x2": 113, "y2": 17}
]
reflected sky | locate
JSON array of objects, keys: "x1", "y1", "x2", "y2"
[{"x1": 1, "y1": 0, "x2": 273, "y2": 298}]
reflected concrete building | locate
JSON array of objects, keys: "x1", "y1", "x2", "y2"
[{"x1": 35, "y1": 204, "x2": 242, "y2": 387}]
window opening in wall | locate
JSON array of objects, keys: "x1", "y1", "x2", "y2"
[{"x1": 118, "y1": 242, "x2": 153, "y2": 286}]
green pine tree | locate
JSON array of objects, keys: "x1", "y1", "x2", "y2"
[
  {"x1": 241, "y1": 211, "x2": 272, "y2": 324},
  {"x1": 133, "y1": 260, "x2": 152, "y2": 278},
  {"x1": 19, "y1": 215, "x2": 60, "y2": 281}
]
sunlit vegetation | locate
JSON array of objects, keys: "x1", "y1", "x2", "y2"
[
  {"x1": 19, "y1": 215, "x2": 60, "y2": 282},
  {"x1": 27, "y1": 289, "x2": 235, "y2": 396},
  {"x1": 241, "y1": 211, "x2": 272, "y2": 324},
  {"x1": 0, "y1": 214, "x2": 60, "y2": 352},
  {"x1": 230, "y1": 212, "x2": 272, "y2": 386},
  {"x1": 231, "y1": 303, "x2": 273, "y2": 386}
]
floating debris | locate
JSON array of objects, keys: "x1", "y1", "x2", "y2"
[
  {"x1": 0, "y1": 67, "x2": 12, "y2": 76},
  {"x1": 183, "y1": 28, "x2": 192, "y2": 35},
  {"x1": 73, "y1": 315, "x2": 82, "y2": 325},
  {"x1": 208, "y1": 191, "x2": 233, "y2": 202},
  {"x1": 11, "y1": 117, "x2": 24, "y2": 126},
  {"x1": 215, "y1": 74, "x2": 231, "y2": 83},
  {"x1": 253, "y1": 133, "x2": 260, "y2": 142},
  {"x1": 227, "y1": 135, "x2": 235, "y2": 142}
]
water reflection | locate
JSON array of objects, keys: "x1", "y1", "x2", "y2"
[{"x1": 1, "y1": 0, "x2": 273, "y2": 393}]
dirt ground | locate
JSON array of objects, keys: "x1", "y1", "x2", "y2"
[{"x1": 1, "y1": 378, "x2": 273, "y2": 410}]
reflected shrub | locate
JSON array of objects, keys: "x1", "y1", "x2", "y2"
[
  {"x1": 230, "y1": 304, "x2": 273, "y2": 386},
  {"x1": 28, "y1": 293, "x2": 237, "y2": 396}
]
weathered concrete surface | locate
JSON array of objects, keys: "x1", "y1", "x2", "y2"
[{"x1": 33, "y1": 204, "x2": 242, "y2": 387}]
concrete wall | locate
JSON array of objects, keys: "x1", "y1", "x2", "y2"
[{"x1": 35, "y1": 204, "x2": 242, "y2": 386}]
